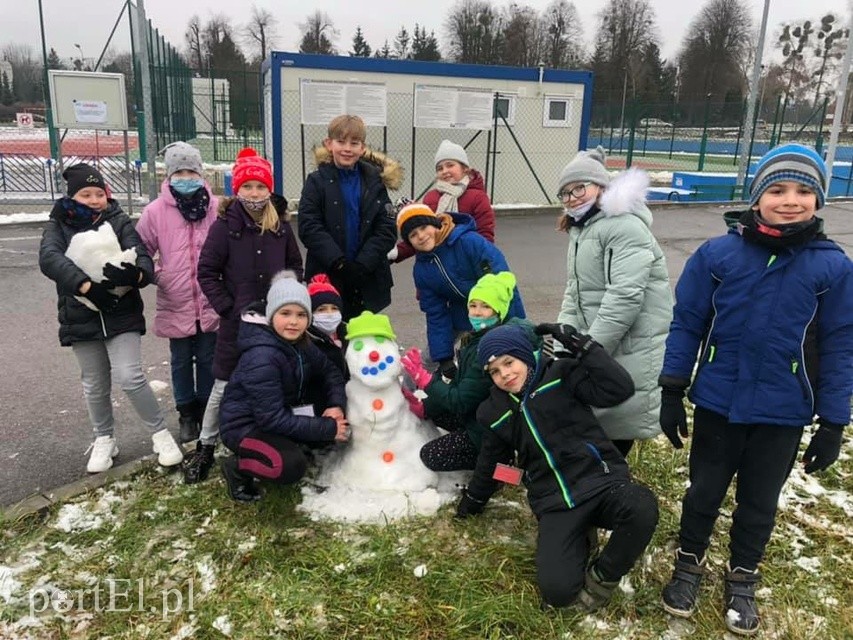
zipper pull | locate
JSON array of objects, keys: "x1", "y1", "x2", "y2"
[
  {"x1": 791, "y1": 358, "x2": 799, "y2": 374},
  {"x1": 602, "y1": 460, "x2": 610, "y2": 474}
]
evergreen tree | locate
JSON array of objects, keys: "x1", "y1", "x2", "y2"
[
  {"x1": 0, "y1": 71, "x2": 14, "y2": 106},
  {"x1": 411, "y1": 24, "x2": 441, "y2": 61},
  {"x1": 299, "y1": 11, "x2": 338, "y2": 54},
  {"x1": 350, "y1": 26, "x2": 372, "y2": 57},
  {"x1": 46, "y1": 47, "x2": 66, "y2": 70},
  {"x1": 393, "y1": 26, "x2": 411, "y2": 59},
  {"x1": 374, "y1": 40, "x2": 392, "y2": 59}
]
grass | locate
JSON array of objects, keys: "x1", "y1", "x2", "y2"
[{"x1": 1, "y1": 428, "x2": 851, "y2": 640}]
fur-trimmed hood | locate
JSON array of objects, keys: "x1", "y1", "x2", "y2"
[
  {"x1": 597, "y1": 168, "x2": 652, "y2": 228},
  {"x1": 313, "y1": 146, "x2": 404, "y2": 192}
]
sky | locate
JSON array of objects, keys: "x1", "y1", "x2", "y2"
[{"x1": 2, "y1": 0, "x2": 850, "y2": 68}]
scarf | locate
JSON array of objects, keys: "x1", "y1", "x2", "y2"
[
  {"x1": 736, "y1": 210, "x2": 824, "y2": 251},
  {"x1": 433, "y1": 213, "x2": 457, "y2": 248},
  {"x1": 61, "y1": 197, "x2": 103, "y2": 228},
  {"x1": 170, "y1": 185, "x2": 210, "y2": 223},
  {"x1": 434, "y1": 175, "x2": 470, "y2": 214}
]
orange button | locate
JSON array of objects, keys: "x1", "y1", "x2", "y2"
[
  {"x1": 373, "y1": 399, "x2": 384, "y2": 410},
  {"x1": 382, "y1": 451, "x2": 394, "y2": 463}
]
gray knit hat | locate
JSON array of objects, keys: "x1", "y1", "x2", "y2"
[
  {"x1": 435, "y1": 140, "x2": 469, "y2": 168},
  {"x1": 557, "y1": 145, "x2": 611, "y2": 192},
  {"x1": 163, "y1": 141, "x2": 204, "y2": 178},
  {"x1": 265, "y1": 271, "x2": 312, "y2": 325}
]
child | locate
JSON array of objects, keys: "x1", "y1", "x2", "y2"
[
  {"x1": 39, "y1": 163, "x2": 184, "y2": 473},
  {"x1": 306, "y1": 274, "x2": 349, "y2": 413},
  {"x1": 457, "y1": 323, "x2": 658, "y2": 611},
  {"x1": 400, "y1": 272, "x2": 538, "y2": 471},
  {"x1": 297, "y1": 114, "x2": 401, "y2": 321},
  {"x1": 218, "y1": 273, "x2": 349, "y2": 503},
  {"x1": 396, "y1": 202, "x2": 525, "y2": 377},
  {"x1": 393, "y1": 139, "x2": 495, "y2": 262},
  {"x1": 658, "y1": 144, "x2": 852, "y2": 635},
  {"x1": 136, "y1": 141, "x2": 219, "y2": 444},
  {"x1": 189, "y1": 148, "x2": 303, "y2": 485}
]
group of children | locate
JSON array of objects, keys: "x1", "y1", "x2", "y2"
[{"x1": 39, "y1": 110, "x2": 851, "y2": 636}]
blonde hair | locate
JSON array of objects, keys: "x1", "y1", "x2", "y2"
[
  {"x1": 258, "y1": 200, "x2": 285, "y2": 234},
  {"x1": 327, "y1": 115, "x2": 366, "y2": 142}
]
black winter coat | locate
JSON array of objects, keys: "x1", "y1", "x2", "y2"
[
  {"x1": 38, "y1": 199, "x2": 154, "y2": 346},
  {"x1": 468, "y1": 344, "x2": 635, "y2": 516}
]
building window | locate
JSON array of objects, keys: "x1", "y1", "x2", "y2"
[
  {"x1": 543, "y1": 96, "x2": 573, "y2": 128},
  {"x1": 493, "y1": 94, "x2": 516, "y2": 126}
]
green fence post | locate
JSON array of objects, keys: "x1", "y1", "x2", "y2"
[
  {"x1": 697, "y1": 93, "x2": 712, "y2": 171},
  {"x1": 769, "y1": 94, "x2": 782, "y2": 147},
  {"x1": 625, "y1": 103, "x2": 637, "y2": 169}
]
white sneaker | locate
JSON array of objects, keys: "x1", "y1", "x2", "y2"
[
  {"x1": 151, "y1": 429, "x2": 184, "y2": 467},
  {"x1": 86, "y1": 435, "x2": 118, "y2": 473}
]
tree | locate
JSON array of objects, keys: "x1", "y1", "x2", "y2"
[
  {"x1": 46, "y1": 48, "x2": 66, "y2": 70},
  {"x1": 540, "y1": 0, "x2": 585, "y2": 69},
  {"x1": 374, "y1": 40, "x2": 392, "y2": 59},
  {"x1": 809, "y1": 14, "x2": 848, "y2": 107},
  {"x1": 501, "y1": 3, "x2": 541, "y2": 67},
  {"x1": 243, "y1": 5, "x2": 278, "y2": 64},
  {"x1": 444, "y1": 0, "x2": 504, "y2": 64},
  {"x1": 0, "y1": 71, "x2": 14, "y2": 106},
  {"x1": 185, "y1": 15, "x2": 204, "y2": 72},
  {"x1": 350, "y1": 26, "x2": 372, "y2": 57},
  {"x1": 393, "y1": 26, "x2": 411, "y2": 59},
  {"x1": 299, "y1": 11, "x2": 338, "y2": 55},
  {"x1": 411, "y1": 24, "x2": 441, "y2": 61},
  {"x1": 1, "y1": 44, "x2": 42, "y2": 103}
]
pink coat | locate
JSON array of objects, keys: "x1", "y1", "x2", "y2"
[{"x1": 136, "y1": 180, "x2": 220, "y2": 338}]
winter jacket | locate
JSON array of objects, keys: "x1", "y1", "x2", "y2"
[
  {"x1": 662, "y1": 212, "x2": 853, "y2": 427},
  {"x1": 135, "y1": 180, "x2": 220, "y2": 339},
  {"x1": 297, "y1": 148, "x2": 401, "y2": 314},
  {"x1": 197, "y1": 195, "x2": 303, "y2": 380},
  {"x1": 396, "y1": 169, "x2": 495, "y2": 261},
  {"x1": 306, "y1": 324, "x2": 349, "y2": 415},
  {"x1": 39, "y1": 199, "x2": 154, "y2": 346},
  {"x1": 557, "y1": 169, "x2": 673, "y2": 441},
  {"x1": 415, "y1": 213, "x2": 526, "y2": 362},
  {"x1": 219, "y1": 307, "x2": 347, "y2": 451},
  {"x1": 422, "y1": 318, "x2": 539, "y2": 449},
  {"x1": 466, "y1": 344, "x2": 635, "y2": 516}
]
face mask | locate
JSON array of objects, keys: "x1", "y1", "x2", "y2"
[
  {"x1": 564, "y1": 199, "x2": 596, "y2": 221},
  {"x1": 470, "y1": 315, "x2": 499, "y2": 332},
  {"x1": 239, "y1": 196, "x2": 270, "y2": 213},
  {"x1": 170, "y1": 177, "x2": 204, "y2": 196},
  {"x1": 313, "y1": 311, "x2": 342, "y2": 334}
]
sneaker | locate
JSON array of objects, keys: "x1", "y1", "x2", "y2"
[
  {"x1": 662, "y1": 548, "x2": 705, "y2": 618},
  {"x1": 221, "y1": 455, "x2": 262, "y2": 504},
  {"x1": 151, "y1": 428, "x2": 184, "y2": 467},
  {"x1": 723, "y1": 564, "x2": 761, "y2": 636},
  {"x1": 86, "y1": 435, "x2": 118, "y2": 473},
  {"x1": 183, "y1": 442, "x2": 216, "y2": 484},
  {"x1": 577, "y1": 563, "x2": 620, "y2": 612}
]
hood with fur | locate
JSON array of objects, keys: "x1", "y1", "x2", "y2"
[
  {"x1": 313, "y1": 146, "x2": 403, "y2": 192},
  {"x1": 597, "y1": 168, "x2": 652, "y2": 228}
]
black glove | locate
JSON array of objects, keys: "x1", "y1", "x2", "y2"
[
  {"x1": 394, "y1": 196, "x2": 414, "y2": 213},
  {"x1": 83, "y1": 280, "x2": 119, "y2": 313},
  {"x1": 534, "y1": 323, "x2": 593, "y2": 357},
  {"x1": 659, "y1": 385, "x2": 689, "y2": 449},
  {"x1": 802, "y1": 420, "x2": 845, "y2": 474},
  {"x1": 437, "y1": 359, "x2": 457, "y2": 380},
  {"x1": 103, "y1": 261, "x2": 143, "y2": 287},
  {"x1": 455, "y1": 489, "x2": 486, "y2": 519}
]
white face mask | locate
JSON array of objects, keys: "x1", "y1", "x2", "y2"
[
  {"x1": 564, "y1": 199, "x2": 596, "y2": 221},
  {"x1": 313, "y1": 311, "x2": 342, "y2": 335}
]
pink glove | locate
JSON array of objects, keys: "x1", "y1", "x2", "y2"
[
  {"x1": 401, "y1": 347, "x2": 433, "y2": 389},
  {"x1": 401, "y1": 387, "x2": 426, "y2": 419}
]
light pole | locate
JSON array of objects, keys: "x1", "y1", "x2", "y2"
[{"x1": 74, "y1": 43, "x2": 85, "y2": 70}]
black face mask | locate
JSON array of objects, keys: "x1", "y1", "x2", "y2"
[
  {"x1": 736, "y1": 210, "x2": 824, "y2": 250},
  {"x1": 169, "y1": 185, "x2": 210, "y2": 222}
]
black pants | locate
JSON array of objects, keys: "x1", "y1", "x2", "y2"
[
  {"x1": 679, "y1": 406, "x2": 803, "y2": 570},
  {"x1": 536, "y1": 481, "x2": 659, "y2": 607},
  {"x1": 420, "y1": 430, "x2": 479, "y2": 472},
  {"x1": 612, "y1": 439, "x2": 633, "y2": 458},
  {"x1": 236, "y1": 429, "x2": 309, "y2": 485}
]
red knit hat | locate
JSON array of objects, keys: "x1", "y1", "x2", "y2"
[
  {"x1": 232, "y1": 147, "x2": 273, "y2": 193},
  {"x1": 307, "y1": 274, "x2": 343, "y2": 312}
]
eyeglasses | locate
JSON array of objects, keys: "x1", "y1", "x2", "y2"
[{"x1": 557, "y1": 182, "x2": 592, "y2": 201}]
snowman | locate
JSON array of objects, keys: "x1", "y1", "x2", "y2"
[
  {"x1": 64, "y1": 223, "x2": 137, "y2": 311},
  {"x1": 300, "y1": 311, "x2": 465, "y2": 522}
]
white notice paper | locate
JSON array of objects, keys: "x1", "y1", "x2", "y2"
[{"x1": 73, "y1": 100, "x2": 108, "y2": 124}]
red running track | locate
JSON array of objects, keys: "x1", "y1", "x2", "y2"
[{"x1": 0, "y1": 135, "x2": 139, "y2": 157}]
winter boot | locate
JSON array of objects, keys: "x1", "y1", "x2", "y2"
[
  {"x1": 577, "y1": 563, "x2": 620, "y2": 612},
  {"x1": 221, "y1": 455, "x2": 262, "y2": 504},
  {"x1": 723, "y1": 564, "x2": 761, "y2": 636},
  {"x1": 86, "y1": 435, "x2": 118, "y2": 473},
  {"x1": 151, "y1": 428, "x2": 184, "y2": 467},
  {"x1": 662, "y1": 548, "x2": 705, "y2": 618},
  {"x1": 183, "y1": 442, "x2": 216, "y2": 484},
  {"x1": 177, "y1": 402, "x2": 200, "y2": 444}
]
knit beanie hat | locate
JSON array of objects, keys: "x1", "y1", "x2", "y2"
[
  {"x1": 232, "y1": 147, "x2": 273, "y2": 193},
  {"x1": 468, "y1": 272, "x2": 516, "y2": 320},
  {"x1": 435, "y1": 139, "x2": 469, "y2": 168},
  {"x1": 477, "y1": 324, "x2": 536, "y2": 371},
  {"x1": 396, "y1": 203, "x2": 442, "y2": 242},
  {"x1": 64, "y1": 163, "x2": 107, "y2": 196},
  {"x1": 307, "y1": 274, "x2": 343, "y2": 312},
  {"x1": 557, "y1": 145, "x2": 611, "y2": 193},
  {"x1": 163, "y1": 141, "x2": 204, "y2": 178},
  {"x1": 265, "y1": 271, "x2": 311, "y2": 324},
  {"x1": 345, "y1": 311, "x2": 397, "y2": 341},
  {"x1": 749, "y1": 143, "x2": 827, "y2": 210}
]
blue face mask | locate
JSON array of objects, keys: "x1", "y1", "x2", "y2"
[
  {"x1": 170, "y1": 177, "x2": 204, "y2": 196},
  {"x1": 470, "y1": 316, "x2": 499, "y2": 332}
]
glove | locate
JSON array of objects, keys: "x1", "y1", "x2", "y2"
[
  {"x1": 438, "y1": 359, "x2": 457, "y2": 380},
  {"x1": 802, "y1": 420, "x2": 845, "y2": 474},
  {"x1": 401, "y1": 387, "x2": 426, "y2": 419},
  {"x1": 83, "y1": 280, "x2": 119, "y2": 313},
  {"x1": 455, "y1": 489, "x2": 487, "y2": 518},
  {"x1": 401, "y1": 347, "x2": 433, "y2": 389},
  {"x1": 659, "y1": 387, "x2": 689, "y2": 449},
  {"x1": 103, "y1": 261, "x2": 143, "y2": 287},
  {"x1": 394, "y1": 196, "x2": 414, "y2": 213},
  {"x1": 534, "y1": 323, "x2": 592, "y2": 357}
]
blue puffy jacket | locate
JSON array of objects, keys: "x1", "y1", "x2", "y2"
[
  {"x1": 662, "y1": 219, "x2": 853, "y2": 427},
  {"x1": 414, "y1": 213, "x2": 525, "y2": 361},
  {"x1": 219, "y1": 306, "x2": 347, "y2": 451}
]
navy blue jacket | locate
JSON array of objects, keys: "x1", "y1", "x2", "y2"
[
  {"x1": 219, "y1": 309, "x2": 347, "y2": 451},
  {"x1": 662, "y1": 218, "x2": 853, "y2": 426},
  {"x1": 414, "y1": 213, "x2": 526, "y2": 361}
]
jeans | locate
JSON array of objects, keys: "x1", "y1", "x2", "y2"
[{"x1": 168, "y1": 328, "x2": 216, "y2": 407}]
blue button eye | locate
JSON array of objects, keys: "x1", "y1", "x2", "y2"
[
  {"x1": 369, "y1": 367, "x2": 378, "y2": 375},
  {"x1": 361, "y1": 366, "x2": 370, "y2": 375},
  {"x1": 385, "y1": 355, "x2": 394, "y2": 363},
  {"x1": 378, "y1": 362, "x2": 386, "y2": 370}
]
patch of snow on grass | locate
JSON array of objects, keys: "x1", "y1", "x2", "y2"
[
  {"x1": 212, "y1": 615, "x2": 232, "y2": 636},
  {"x1": 52, "y1": 504, "x2": 104, "y2": 533},
  {"x1": 794, "y1": 556, "x2": 821, "y2": 573},
  {"x1": 413, "y1": 564, "x2": 428, "y2": 578},
  {"x1": 0, "y1": 566, "x2": 22, "y2": 604},
  {"x1": 195, "y1": 558, "x2": 217, "y2": 593}
]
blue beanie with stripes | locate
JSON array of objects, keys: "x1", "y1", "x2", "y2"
[{"x1": 749, "y1": 143, "x2": 827, "y2": 210}]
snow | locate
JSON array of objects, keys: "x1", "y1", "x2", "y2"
[
  {"x1": 52, "y1": 504, "x2": 105, "y2": 533},
  {"x1": 0, "y1": 212, "x2": 50, "y2": 225},
  {"x1": 149, "y1": 379, "x2": 170, "y2": 394},
  {"x1": 413, "y1": 564, "x2": 428, "y2": 578},
  {"x1": 794, "y1": 556, "x2": 821, "y2": 573},
  {"x1": 212, "y1": 615, "x2": 232, "y2": 636},
  {"x1": 195, "y1": 557, "x2": 217, "y2": 594},
  {"x1": 0, "y1": 566, "x2": 23, "y2": 604},
  {"x1": 725, "y1": 608, "x2": 742, "y2": 624}
]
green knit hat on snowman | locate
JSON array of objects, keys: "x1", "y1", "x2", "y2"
[{"x1": 345, "y1": 311, "x2": 397, "y2": 341}]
